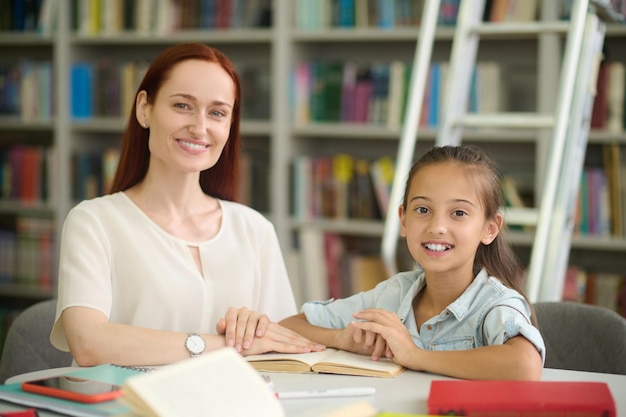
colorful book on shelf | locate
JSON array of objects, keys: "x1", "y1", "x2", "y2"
[
  {"x1": 245, "y1": 348, "x2": 405, "y2": 378},
  {"x1": 427, "y1": 380, "x2": 616, "y2": 417}
]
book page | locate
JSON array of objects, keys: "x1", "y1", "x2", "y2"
[
  {"x1": 122, "y1": 348, "x2": 284, "y2": 417},
  {"x1": 313, "y1": 350, "x2": 404, "y2": 377},
  {"x1": 245, "y1": 348, "x2": 342, "y2": 372}
]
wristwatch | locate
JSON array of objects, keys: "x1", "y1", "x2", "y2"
[{"x1": 184, "y1": 333, "x2": 206, "y2": 357}]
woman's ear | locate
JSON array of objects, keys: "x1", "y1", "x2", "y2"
[
  {"x1": 135, "y1": 90, "x2": 149, "y2": 128},
  {"x1": 481, "y1": 213, "x2": 503, "y2": 245}
]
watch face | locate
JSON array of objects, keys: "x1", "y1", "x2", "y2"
[{"x1": 186, "y1": 334, "x2": 205, "y2": 355}]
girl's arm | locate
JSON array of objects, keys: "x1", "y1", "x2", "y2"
[
  {"x1": 279, "y1": 313, "x2": 385, "y2": 356},
  {"x1": 404, "y1": 336, "x2": 543, "y2": 380},
  {"x1": 351, "y1": 309, "x2": 542, "y2": 380},
  {"x1": 62, "y1": 307, "x2": 323, "y2": 367}
]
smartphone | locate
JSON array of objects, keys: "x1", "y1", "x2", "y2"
[{"x1": 21, "y1": 376, "x2": 123, "y2": 404}]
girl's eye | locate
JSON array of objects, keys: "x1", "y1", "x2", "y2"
[
  {"x1": 453, "y1": 210, "x2": 467, "y2": 217},
  {"x1": 415, "y1": 206, "x2": 429, "y2": 214}
]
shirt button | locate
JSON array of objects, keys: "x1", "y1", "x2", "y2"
[
  {"x1": 427, "y1": 325, "x2": 432, "y2": 331},
  {"x1": 445, "y1": 311, "x2": 450, "y2": 316}
]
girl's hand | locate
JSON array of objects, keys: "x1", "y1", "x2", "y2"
[
  {"x1": 350, "y1": 309, "x2": 418, "y2": 364},
  {"x1": 215, "y1": 307, "x2": 270, "y2": 352},
  {"x1": 240, "y1": 322, "x2": 325, "y2": 355},
  {"x1": 335, "y1": 322, "x2": 388, "y2": 359}
]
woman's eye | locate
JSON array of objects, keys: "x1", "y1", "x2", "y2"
[
  {"x1": 415, "y1": 206, "x2": 429, "y2": 214},
  {"x1": 209, "y1": 110, "x2": 225, "y2": 117},
  {"x1": 174, "y1": 103, "x2": 191, "y2": 110}
]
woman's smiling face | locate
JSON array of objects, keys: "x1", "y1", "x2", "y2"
[{"x1": 137, "y1": 59, "x2": 235, "y2": 175}]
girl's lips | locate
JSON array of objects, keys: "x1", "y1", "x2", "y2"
[{"x1": 423, "y1": 242, "x2": 453, "y2": 253}]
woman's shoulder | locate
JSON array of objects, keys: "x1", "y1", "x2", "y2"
[
  {"x1": 70, "y1": 192, "x2": 127, "y2": 214},
  {"x1": 219, "y1": 200, "x2": 272, "y2": 226}
]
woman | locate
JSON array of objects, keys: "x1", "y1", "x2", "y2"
[{"x1": 51, "y1": 43, "x2": 322, "y2": 367}]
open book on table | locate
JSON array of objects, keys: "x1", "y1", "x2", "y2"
[
  {"x1": 120, "y1": 347, "x2": 284, "y2": 417},
  {"x1": 245, "y1": 348, "x2": 405, "y2": 378}
]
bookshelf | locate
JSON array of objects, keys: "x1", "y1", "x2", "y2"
[{"x1": 0, "y1": 0, "x2": 625, "y2": 322}]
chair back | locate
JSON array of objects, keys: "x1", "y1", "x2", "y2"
[
  {"x1": 534, "y1": 301, "x2": 626, "y2": 375},
  {"x1": 0, "y1": 299, "x2": 73, "y2": 383}
]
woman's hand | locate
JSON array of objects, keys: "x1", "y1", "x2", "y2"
[
  {"x1": 215, "y1": 307, "x2": 270, "y2": 352},
  {"x1": 240, "y1": 322, "x2": 325, "y2": 356}
]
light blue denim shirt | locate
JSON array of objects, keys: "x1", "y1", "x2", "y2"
[{"x1": 301, "y1": 267, "x2": 545, "y2": 364}]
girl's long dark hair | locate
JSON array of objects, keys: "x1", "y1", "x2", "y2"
[
  {"x1": 109, "y1": 43, "x2": 241, "y2": 201},
  {"x1": 403, "y1": 145, "x2": 536, "y2": 324}
]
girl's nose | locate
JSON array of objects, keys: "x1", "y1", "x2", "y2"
[{"x1": 427, "y1": 215, "x2": 447, "y2": 235}]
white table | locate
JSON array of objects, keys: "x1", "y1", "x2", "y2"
[{"x1": 2, "y1": 367, "x2": 626, "y2": 416}]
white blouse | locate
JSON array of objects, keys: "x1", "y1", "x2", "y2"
[{"x1": 51, "y1": 192, "x2": 297, "y2": 351}]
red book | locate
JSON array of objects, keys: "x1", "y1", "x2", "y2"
[{"x1": 427, "y1": 380, "x2": 616, "y2": 417}]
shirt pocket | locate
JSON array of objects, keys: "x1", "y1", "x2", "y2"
[{"x1": 430, "y1": 336, "x2": 475, "y2": 351}]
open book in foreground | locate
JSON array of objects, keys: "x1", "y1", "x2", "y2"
[
  {"x1": 245, "y1": 348, "x2": 404, "y2": 378},
  {"x1": 120, "y1": 348, "x2": 284, "y2": 417}
]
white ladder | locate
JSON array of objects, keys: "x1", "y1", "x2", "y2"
[{"x1": 381, "y1": 0, "x2": 616, "y2": 302}]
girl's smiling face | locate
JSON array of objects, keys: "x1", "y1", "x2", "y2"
[
  {"x1": 136, "y1": 59, "x2": 235, "y2": 175},
  {"x1": 399, "y1": 161, "x2": 501, "y2": 280}
]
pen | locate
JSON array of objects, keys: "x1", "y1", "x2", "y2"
[{"x1": 276, "y1": 387, "x2": 376, "y2": 399}]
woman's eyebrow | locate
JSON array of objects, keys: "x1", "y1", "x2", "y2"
[{"x1": 168, "y1": 93, "x2": 233, "y2": 108}]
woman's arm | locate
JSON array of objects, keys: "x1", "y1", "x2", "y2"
[{"x1": 63, "y1": 307, "x2": 324, "y2": 367}]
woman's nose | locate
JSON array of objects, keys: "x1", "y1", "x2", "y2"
[{"x1": 189, "y1": 114, "x2": 208, "y2": 137}]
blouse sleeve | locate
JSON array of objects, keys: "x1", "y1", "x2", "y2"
[{"x1": 50, "y1": 204, "x2": 113, "y2": 351}]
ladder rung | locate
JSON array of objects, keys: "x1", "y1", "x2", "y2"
[
  {"x1": 501, "y1": 207, "x2": 539, "y2": 226},
  {"x1": 458, "y1": 113, "x2": 555, "y2": 129},
  {"x1": 471, "y1": 22, "x2": 571, "y2": 36}
]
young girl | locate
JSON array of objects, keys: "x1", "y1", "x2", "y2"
[{"x1": 280, "y1": 145, "x2": 545, "y2": 380}]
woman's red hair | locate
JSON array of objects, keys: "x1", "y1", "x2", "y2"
[{"x1": 109, "y1": 43, "x2": 241, "y2": 201}]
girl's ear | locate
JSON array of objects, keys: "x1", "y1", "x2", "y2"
[
  {"x1": 398, "y1": 204, "x2": 407, "y2": 237},
  {"x1": 481, "y1": 213, "x2": 503, "y2": 245}
]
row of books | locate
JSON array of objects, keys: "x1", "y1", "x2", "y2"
[
  {"x1": 69, "y1": 0, "x2": 272, "y2": 36},
  {"x1": 0, "y1": 60, "x2": 53, "y2": 121},
  {"x1": 0, "y1": 216, "x2": 55, "y2": 290},
  {"x1": 292, "y1": 60, "x2": 516, "y2": 129},
  {"x1": 71, "y1": 149, "x2": 120, "y2": 201},
  {"x1": 294, "y1": 230, "x2": 389, "y2": 302},
  {"x1": 591, "y1": 60, "x2": 626, "y2": 133},
  {"x1": 571, "y1": 144, "x2": 626, "y2": 239},
  {"x1": 294, "y1": 0, "x2": 540, "y2": 30},
  {"x1": 562, "y1": 265, "x2": 626, "y2": 318},
  {"x1": 291, "y1": 154, "x2": 394, "y2": 222},
  {"x1": 70, "y1": 59, "x2": 148, "y2": 120},
  {"x1": 69, "y1": 60, "x2": 270, "y2": 120},
  {"x1": 0, "y1": 0, "x2": 45, "y2": 32},
  {"x1": 0, "y1": 145, "x2": 51, "y2": 205}
]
